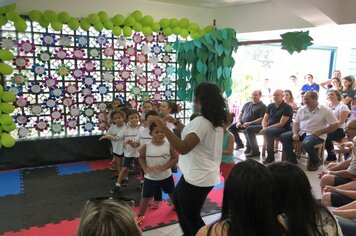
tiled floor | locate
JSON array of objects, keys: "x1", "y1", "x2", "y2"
[{"x1": 143, "y1": 137, "x2": 325, "y2": 236}]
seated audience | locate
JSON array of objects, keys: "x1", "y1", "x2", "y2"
[
  {"x1": 320, "y1": 70, "x2": 342, "y2": 90},
  {"x1": 301, "y1": 74, "x2": 320, "y2": 93},
  {"x1": 228, "y1": 90, "x2": 266, "y2": 150},
  {"x1": 332, "y1": 200, "x2": 356, "y2": 236},
  {"x1": 77, "y1": 198, "x2": 142, "y2": 236},
  {"x1": 325, "y1": 90, "x2": 350, "y2": 163},
  {"x1": 196, "y1": 159, "x2": 284, "y2": 236},
  {"x1": 340, "y1": 76, "x2": 355, "y2": 109},
  {"x1": 322, "y1": 181, "x2": 356, "y2": 207},
  {"x1": 268, "y1": 162, "x2": 342, "y2": 236},
  {"x1": 245, "y1": 89, "x2": 293, "y2": 163},
  {"x1": 320, "y1": 137, "x2": 356, "y2": 191},
  {"x1": 283, "y1": 89, "x2": 298, "y2": 111},
  {"x1": 280, "y1": 91, "x2": 338, "y2": 171}
]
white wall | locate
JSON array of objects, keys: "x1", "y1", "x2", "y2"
[{"x1": 16, "y1": 0, "x2": 215, "y2": 28}]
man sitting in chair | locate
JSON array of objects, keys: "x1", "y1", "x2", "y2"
[{"x1": 280, "y1": 91, "x2": 339, "y2": 171}]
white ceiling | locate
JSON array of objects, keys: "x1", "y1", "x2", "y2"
[{"x1": 147, "y1": 0, "x2": 268, "y2": 8}]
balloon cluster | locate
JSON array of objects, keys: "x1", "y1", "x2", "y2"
[
  {"x1": 0, "y1": 49, "x2": 16, "y2": 149},
  {"x1": 0, "y1": 4, "x2": 27, "y2": 32},
  {"x1": 27, "y1": 8, "x2": 213, "y2": 38}
]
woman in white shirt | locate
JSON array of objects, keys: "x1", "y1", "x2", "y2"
[
  {"x1": 153, "y1": 82, "x2": 227, "y2": 236},
  {"x1": 325, "y1": 90, "x2": 350, "y2": 163}
]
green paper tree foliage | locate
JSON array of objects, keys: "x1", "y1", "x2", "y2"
[
  {"x1": 177, "y1": 28, "x2": 238, "y2": 101},
  {"x1": 281, "y1": 30, "x2": 313, "y2": 54}
]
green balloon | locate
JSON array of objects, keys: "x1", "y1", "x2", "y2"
[
  {"x1": 0, "y1": 84, "x2": 3, "y2": 96},
  {"x1": 151, "y1": 22, "x2": 160, "y2": 32},
  {"x1": 6, "y1": 11, "x2": 19, "y2": 21},
  {"x1": 124, "y1": 16, "x2": 135, "y2": 26},
  {"x1": 142, "y1": 26, "x2": 152, "y2": 36},
  {"x1": 0, "y1": 62, "x2": 13, "y2": 75},
  {"x1": 57, "y1": 11, "x2": 70, "y2": 23},
  {"x1": 80, "y1": 19, "x2": 91, "y2": 31},
  {"x1": 29, "y1": 10, "x2": 42, "y2": 22},
  {"x1": 112, "y1": 26, "x2": 122, "y2": 36},
  {"x1": 112, "y1": 14, "x2": 124, "y2": 26},
  {"x1": 1, "y1": 132, "x2": 16, "y2": 148},
  {"x1": 3, "y1": 123, "x2": 16, "y2": 132},
  {"x1": 178, "y1": 18, "x2": 190, "y2": 28},
  {"x1": 68, "y1": 17, "x2": 79, "y2": 30},
  {"x1": 43, "y1": 10, "x2": 57, "y2": 22},
  {"x1": 123, "y1": 26, "x2": 132, "y2": 37},
  {"x1": 0, "y1": 49, "x2": 14, "y2": 61},
  {"x1": 172, "y1": 26, "x2": 181, "y2": 35},
  {"x1": 188, "y1": 23, "x2": 199, "y2": 32},
  {"x1": 14, "y1": 18, "x2": 27, "y2": 32},
  {"x1": 133, "y1": 22, "x2": 142, "y2": 32},
  {"x1": 0, "y1": 15, "x2": 7, "y2": 26},
  {"x1": 169, "y1": 18, "x2": 178, "y2": 28},
  {"x1": 131, "y1": 10, "x2": 142, "y2": 21},
  {"x1": 103, "y1": 20, "x2": 113, "y2": 30},
  {"x1": 0, "y1": 114, "x2": 13, "y2": 126},
  {"x1": 190, "y1": 31, "x2": 200, "y2": 39},
  {"x1": 1, "y1": 91, "x2": 16, "y2": 102},
  {"x1": 39, "y1": 18, "x2": 49, "y2": 27},
  {"x1": 163, "y1": 27, "x2": 172, "y2": 36},
  {"x1": 204, "y1": 25, "x2": 214, "y2": 33},
  {"x1": 94, "y1": 22, "x2": 103, "y2": 32},
  {"x1": 0, "y1": 6, "x2": 6, "y2": 15},
  {"x1": 180, "y1": 29, "x2": 189, "y2": 38},
  {"x1": 0, "y1": 102, "x2": 15, "y2": 113},
  {"x1": 5, "y1": 4, "x2": 16, "y2": 11},
  {"x1": 88, "y1": 13, "x2": 100, "y2": 24},
  {"x1": 51, "y1": 21, "x2": 62, "y2": 31},
  {"x1": 98, "y1": 11, "x2": 108, "y2": 22},
  {"x1": 141, "y1": 15, "x2": 153, "y2": 26},
  {"x1": 159, "y1": 18, "x2": 169, "y2": 28}
]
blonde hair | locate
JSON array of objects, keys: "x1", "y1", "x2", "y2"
[{"x1": 77, "y1": 199, "x2": 141, "y2": 236}]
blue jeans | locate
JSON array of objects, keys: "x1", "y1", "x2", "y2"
[
  {"x1": 280, "y1": 131, "x2": 324, "y2": 163},
  {"x1": 245, "y1": 125, "x2": 262, "y2": 154},
  {"x1": 265, "y1": 127, "x2": 290, "y2": 158},
  {"x1": 336, "y1": 216, "x2": 356, "y2": 236}
]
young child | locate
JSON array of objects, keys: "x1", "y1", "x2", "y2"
[
  {"x1": 99, "y1": 109, "x2": 126, "y2": 175},
  {"x1": 135, "y1": 122, "x2": 178, "y2": 225},
  {"x1": 112, "y1": 109, "x2": 143, "y2": 193},
  {"x1": 106, "y1": 98, "x2": 123, "y2": 166},
  {"x1": 140, "y1": 101, "x2": 153, "y2": 123},
  {"x1": 127, "y1": 110, "x2": 163, "y2": 209},
  {"x1": 220, "y1": 112, "x2": 235, "y2": 182}
]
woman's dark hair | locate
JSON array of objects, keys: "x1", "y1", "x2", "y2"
[
  {"x1": 284, "y1": 89, "x2": 294, "y2": 102},
  {"x1": 162, "y1": 100, "x2": 179, "y2": 114},
  {"x1": 342, "y1": 75, "x2": 355, "y2": 89},
  {"x1": 149, "y1": 122, "x2": 158, "y2": 133},
  {"x1": 331, "y1": 77, "x2": 342, "y2": 88},
  {"x1": 210, "y1": 159, "x2": 283, "y2": 236},
  {"x1": 268, "y1": 162, "x2": 339, "y2": 236},
  {"x1": 194, "y1": 83, "x2": 227, "y2": 128}
]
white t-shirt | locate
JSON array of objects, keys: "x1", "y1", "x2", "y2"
[
  {"x1": 145, "y1": 140, "x2": 172, "y2": 181},
  {"x1": 179, "y1": 116, "x2": 223, "y2": 187},
  {"x1": 118, "y1": 125, "x2": 144, "y2": 157},
  {"x1": 135, "y1": 127, "x2": 152, "y2": 147},
  {"x1": 107, "y1": 124, "x2": 124, "y2": 155},
  {"x1": 329, "y1": 103, "x2": 350, "y2": 129},
  {"x1": 295, "y1": 104, "x2": 338, "y2": 140}
]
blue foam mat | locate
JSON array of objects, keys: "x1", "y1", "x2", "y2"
[
  {"x1": 0, "y1": 170, "x2": 21, "y2": 197},
  {"x1": 57, "y1": 162, "x2": 92, "y2": 175}
]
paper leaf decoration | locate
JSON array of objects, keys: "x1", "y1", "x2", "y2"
[{"x1": 280, "y1": 30, "x2": 313, "y2": 55}]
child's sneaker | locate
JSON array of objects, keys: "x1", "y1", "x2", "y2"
[
  {"x1": 150, "y1": 200, "x2": 162, "y2": 209},
  {"x1": 135, "y1": 215, "x2": 145, "y2": 225}
]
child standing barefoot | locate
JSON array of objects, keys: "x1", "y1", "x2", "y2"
[{"x1": 135, "y1": 122, "x2": 178, "y2": 225}]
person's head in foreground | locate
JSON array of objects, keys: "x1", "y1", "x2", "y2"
[
  {"x1": 197, "y1": 159, "x2": 284, "y2": 236},
  {"x1": 77, "y1": 198, "x2": 142, "y2": 236}
]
